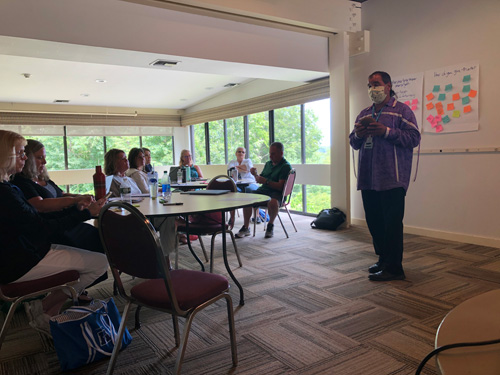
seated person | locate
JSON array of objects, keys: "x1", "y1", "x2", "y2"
[
  {"x1": 235, "y1": 142, "x2": 291, "y2": 239},
  {"x1": 0, "y1": 130, "x2": 108, "y2": 336},
  {"x1": 104, "y1": 149, "x2": 142, "y2": 197},
  {"x1": 142, "y1": 147, "x2": 153, "y2": 173},
  {"x1": 227, "y1": 147, "x2": 258, "y2": 193},
  {"x1": 179, "y1": 149, "x2": 203, "y2": 180},
  {"x1": 12, "y1": 139, "x2": 106, "y2": 260},
  {"x1": 125, "y1": 147, "x2": 149, "y2": 193}
]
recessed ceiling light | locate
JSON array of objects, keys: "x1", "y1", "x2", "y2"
[{"x1": 95, "y1": 79, "x2": 107, "y2": 83}]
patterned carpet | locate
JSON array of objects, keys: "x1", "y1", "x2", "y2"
[{"x1": 1, "y1": 213, "x2": 500, "y2": 375}]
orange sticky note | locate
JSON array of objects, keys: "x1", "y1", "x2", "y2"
[
  {"x1": 437, "y1": 107, "x2": 445, "y2": 116},
  {"x1": 452, "y1": 93, "x2": 460, "y2": 101},
  {"x1": 435, "y1": 102, "x2": 444, "y2": 109},
  {"x1": 468, "y1": 89, "x2": 477, "y2": 98},
  {"x1": 426, "y1": 93, "x2": 435, "y2": 101},
  {"x1": 426, "y1": 102, "x2": 434, "y2": 110},
  {"x1": 447, "y1": 103, "x2": 455, "y2": 111},
  {"x1": 464, "y1": 105, "x2": 472, "y2": 113}
]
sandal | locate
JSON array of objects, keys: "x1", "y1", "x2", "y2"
[{"x1": 78, "y1": 290, "x2": 94, "y2": 304}]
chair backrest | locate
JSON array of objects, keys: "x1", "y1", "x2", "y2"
[
  {"x1": 281, "y1": 169, "x2": 296, "y2": 207},
  {"x1": 98, "y1": 202, "x2": 182, "y2": 311},
  {"x1": 207, "y1": 174, "x2": 237, "y2": 192}
]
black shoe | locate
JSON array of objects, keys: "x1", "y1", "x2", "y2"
[
  {"x1": 368, "y1": 263, "x2": 384, "y2": 274},
  {"x1": 368, "y1": 270, "x2": 405, "y2": 281}
]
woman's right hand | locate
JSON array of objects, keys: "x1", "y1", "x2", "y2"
[{"x1": 85, "y1": 198, "x2": 106, "y2": 217}]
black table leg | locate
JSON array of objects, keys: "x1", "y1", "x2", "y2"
[
  {"x1": 221, "y1": 209, "x2": 244, "y2": 305},
  {"x1": 185, "y1": 216, "x2": 205, "y2": 272}
]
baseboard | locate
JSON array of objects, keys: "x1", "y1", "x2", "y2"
[{"x1": 351, "y1": 218, "x2": 500, "y2": 249}]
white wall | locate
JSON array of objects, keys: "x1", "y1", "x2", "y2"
[{"x1": 350, "y1": 0, "x2": 500, "y2": 246}]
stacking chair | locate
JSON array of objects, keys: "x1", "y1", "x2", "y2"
[
  {"x1": 177, "y1": 175, "x2": 242, "y2": 272},
  {"x1": 98, "y1": 201, "x2": 237, "y2": 375},
  {"x1": 0, "y1": 270, "x2": 80, "y2": 349},
  {"x1": 252, "y1": 168, "x2": 298, "y2": 238}
]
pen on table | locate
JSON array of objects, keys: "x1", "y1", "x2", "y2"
[{"x1": 163, "y1": 202, "x2": 184, "y2": 206}]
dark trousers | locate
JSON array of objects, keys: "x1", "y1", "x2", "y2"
[{"x1": 361, "y1": 188, "x2": 406, "y2": 274}]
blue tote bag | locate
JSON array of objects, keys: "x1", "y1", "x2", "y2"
[{"x1": 49, "y1": 298, "x2": 132, "y2": 371}]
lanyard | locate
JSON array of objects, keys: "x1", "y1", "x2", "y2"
[{"x1": 371, "y1": 105, "x2": 384, "y2": 122}]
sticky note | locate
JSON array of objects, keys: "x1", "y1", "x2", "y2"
[
  {"x1": 431, "y1": 119, "x2": 438, "y2": 128},
  {"x1": 426, "y1": 93, "x2": 435, "y2": 101},
  {"x1": 463, "y1": 75, "x2": 471, "y2": 82},
  {"x1": 433, "y1": 85, "x2": 440, "y2": 92},
  {"x1": 435, "y1": 102, "x2": 444, "y2": 109},
  {"x1": 452, "y1": 110, "x2": 461, "y2": 118},
  {"x1": 426, "y1": 102, "x2": 434, "y2": 110},
  {"x1": 452, "y1": 93, "x2": 460, "y2": 101},
  {"x1": 435, "y1": 115, "x2": 442, "y2": 122},
  {"x1": 468, "y1": 89, "x2": 477, "y2": 98},
  {"x1": 462, "y1": 96, "x2": 470, "y2": 105},
  {"x1": 463, "y1": 85, "x2": 471, "y2": 93},
  {"x1": 438, "y1": 93, "x2": 446, "y2": 101},
  {"x1": 445, "y1": 84, "x2": 453, "y2": 91},
  {"x1": 411, "y1": 104, "x2": 418, "y2": 111},
  {"x1": 436, "y1": 125, "x2": 444, "y2": 133},
  {"x1": 426, "y1": 115, "x2": 435, "y2": 123},
  {"x1": 437, "y1": 107, "x2": 445, "y2": 116},
  {"x1": 412, "y1": 98, "x2": 418, "y2": 105},
  {"x1": 464, "y1": 105, "x2": 472, "y2": 113},
  {"x1": 442, "y1": 115, "x2": 451, "y2": 124},
  {"x1": 404, "y1": 100, "x2": 410, "y2": 105},
  {"x1": 447, "y1": 103, "x2": 455, "y2": 111}
]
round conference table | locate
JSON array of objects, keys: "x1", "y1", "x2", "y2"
[
  {"x1": 434, "y1": 289, "x2": 500, "y2": 374},
  {"x1": 135, "y1": 191, "x2": 270, "y2": 305}
]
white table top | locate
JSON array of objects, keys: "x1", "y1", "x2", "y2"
[
  {"x1": 135, "y1": 191, "x2": 270, "y2": 217},
  {"x1": 435, "y1": 289, "x2": 500, "y2": 374}
]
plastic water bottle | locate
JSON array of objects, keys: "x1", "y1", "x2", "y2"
[
  {"x1": 177, "y1": 168, "x2": 183, "y2": 184},
  {"x1": 149, "y1": 170, "x2": 158, "y2": 200},
  {"x1": 120, "y1": 177, "x2": 132, "y2": 204},
  {"x1": 161, "y1": 171, "x2": 171, "y2": 200}
]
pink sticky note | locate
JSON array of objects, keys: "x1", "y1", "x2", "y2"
[
  {"x1": 468, "y1": 90, "x2": 477, "y2": 98},
  {"x1": 426, "y1": 102, "x2": 434, "y2": 110},
  {"x1": 436, "y1": 125, "x2": 444, "y2": 133},
  {"x1": 426, "y1": 115, "x2": 435, "y2": 123},
  {"x1": 431, "y1": 119, "x2": 438, "y2": 128},
  {"x1": 435, "y1": 115, "x2": 442, "y2": 122},
  {"x1": 426, "y1": 93, "x2": 435, "y2": 101},
  {"x1": 447, "y1": 103, "x2": 455, "y2": 111},
  {"x1": 404, "y1": 100, "x2": 410, "y2": 105},
  {"x1": 412, "y1": 98, "x2": 418, "y2": 104},
  {"x1": 411, "y1": 104, "x2": 418, "y2": 111}
]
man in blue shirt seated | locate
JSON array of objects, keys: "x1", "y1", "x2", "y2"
[{"x1": 235, "y1": 142, "x2": 291, "y2": 239}]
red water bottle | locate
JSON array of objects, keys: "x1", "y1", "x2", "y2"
[{"x1": 93, "y1": 166, "x2": 106, "y2": 200}]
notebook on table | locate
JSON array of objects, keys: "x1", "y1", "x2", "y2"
[{"x1": 180, "y1": 190, "x2": 230, "y2": 195}]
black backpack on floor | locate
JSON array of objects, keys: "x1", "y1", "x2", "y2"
[{"x1": 310, "y1": 208, "x2": 346, "y2": 231}]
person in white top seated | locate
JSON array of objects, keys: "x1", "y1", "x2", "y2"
[
  {"x1": 125, "y1": 148, "x2": 149, "y2": 194},
  {"x1": 227, "y1": 147, "x2": 259, "y2": 193},
  {"x1": 104, "y1": 149, "x2": 142, "y2": 197}
]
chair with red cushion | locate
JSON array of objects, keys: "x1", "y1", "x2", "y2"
[
  {"x1": 252, "y1": 168, "x2": 298, "y2": 238},
  {"x1": 98, "y1": 201, "x2": 237, "y2": 375},
  {"x1": 0, "y1": 270, "x2": 80, "y2": 349},
  {"x1": 177, "y1": 175, "x2": 241, "y2": 273}
]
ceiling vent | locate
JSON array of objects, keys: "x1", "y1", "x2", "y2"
[
  {"x1": 53, "y1": 99, "x2": 70, "y2": 103},
  {"x1": 149, "y1": 59, "x2": 180, "y2": 67},
  {"x1": 224, "y1": 83, "x2": 239, "y2": 88}
]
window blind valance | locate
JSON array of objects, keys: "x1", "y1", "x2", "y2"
[{"x1": 181, "y1": 78, "x2": 330, "y2": 126}]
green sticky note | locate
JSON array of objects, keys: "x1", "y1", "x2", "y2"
[
  {"x1": 438, "y1": 93, "x2": 446, "y2": 101},
  {"x1": 452, "y1": 110, "x2": 461, "y2": 118},
  {"x1": 442, "y1": 115, "x2": 451, "y2": 124},
  {"x1": 463, "y1": 85, "x2": 471, "y2": 93},
  {"x1": 463, "y1": 75, "x2": 471, "y2": 82},
  {"x1": 462, "y1": 96, "x2": 470, "y2": 105},
  {"x1": 445, "y1": 84, "x2": 453, "y2": 91},
  {"x1": 433, "y1": 85, "x2": 440, "y2": 92}
]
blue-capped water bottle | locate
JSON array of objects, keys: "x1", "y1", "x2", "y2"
[{"x1": 161, "y1": 171, "x2": 171, "y2": 201}]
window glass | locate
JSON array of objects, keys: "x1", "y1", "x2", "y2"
[
  {"x1": 25, "y1": 136, "x2": 65, "y2": 171},
  {"x1": 67, "y1": 136, "x2": 105, "y2": 170},
  {"x1": 69, "y1": 183, "x2": 94, "y2": 195},
  {"x1": 274, "y1": 105, "x2": 301, "y2": 164},
  {"x1": 208, "y1": 120, "x2": 225, "y2": 165},
  {"x1": 226, "y1": 117, "x2": 244, "y2": 160},
  {"x1": 142, "y1": 136, "x2": 174, "y2": 166},
  {"x1": 305, "y1": 99, "x2": 330, "y2": 164},
  {"x1": 193, "y1": 124, "x2": 206, "y2": 165},
  {"x1": 306, "y1": 185, "x2": 331, "y2": 214},
  {"x1": 289, "y1": 184, "x2": 303, "y2": 212},
  {"x1": 106, "y1": 136, "x2": 140, "y2": 154},
  {"x1": 248, "y1": 111, "x2": 269, "y2": 163}
]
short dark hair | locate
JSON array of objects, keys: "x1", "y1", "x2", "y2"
[
  {"x1": 369, "y1": 71, "x2": 396, "y2": 97},
  {"x1": 128, "y1": 148, "x2": 144, "y2": 169},
  {"x1": 270, "y1": 142, "x2": 284, "y2": 152}
]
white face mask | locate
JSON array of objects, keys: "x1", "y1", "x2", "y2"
[{"x1": 368, "y1": 86, "x2": 387, "y2": 104}]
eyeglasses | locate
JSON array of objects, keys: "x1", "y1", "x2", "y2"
[
  {"x1": 183, "y1": 154, "x2": 192, "y2": 158},
  {"x1": 15, "y1": 151, "x2": 26, "y2": 159},
  {"x1": 236, "y1": 151, "x2": 245, "y2": 153}
]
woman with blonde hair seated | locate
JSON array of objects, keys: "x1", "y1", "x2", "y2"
[
  {"x1": 179, "y1": 149, "x2": 203, "y2": 180},
  {"x1": 0, "y1": 130, "x2": 108, "y2": 336}
]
